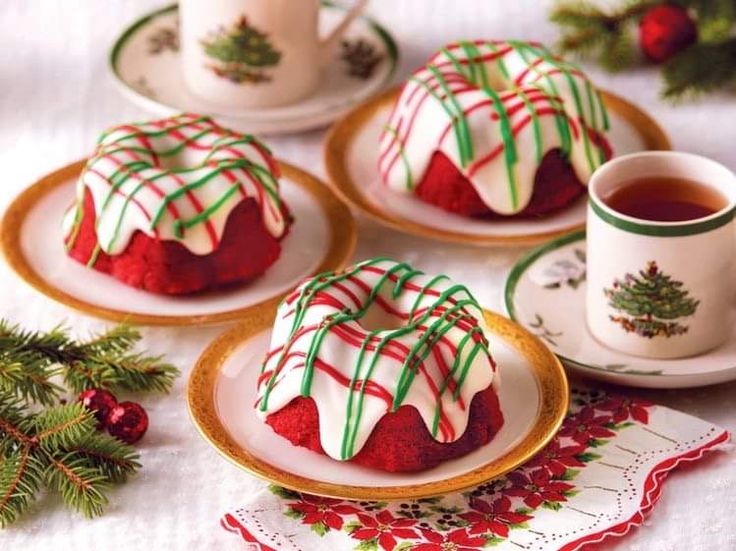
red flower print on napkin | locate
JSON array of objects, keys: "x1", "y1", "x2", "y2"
[
  {"x1": 559, "y1": 406, "x2": 616, "y2": 444},
  {"x1": 349, "y1": 510, "x2": 419, "y2": 551},
  {"x1": 596, "y1": 396, "x2": 653, "y2": 424},
  {"x1": 459, "y1": 496, "x2": 532, "y2": 537},
  {"x1": 505, "y1": 468, "x2": 575, "y2": 508},
  {"x1": 287, "y1": 495, "x2": 360, "y2": 530},
  {"x1": 525, "y1": 440, "x2": 588, "y2": 477},
  {"x1": 413, "y1": 527, "x2": 489, "y2": 550}
]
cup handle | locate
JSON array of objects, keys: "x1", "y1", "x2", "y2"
[{"x1": 319, "y1": 0, "x2": 369, "y2": 65}]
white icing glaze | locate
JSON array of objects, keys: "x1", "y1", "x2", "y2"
[
  {"x1": 379, "y1": 40, "x2": 612, "y2": 215},
  {"x1": 255, "y1": 258, "x2": 499, "y2": 461},
  {"x1": 63, "y1": 114, "x2": 287, "y2": 256}
]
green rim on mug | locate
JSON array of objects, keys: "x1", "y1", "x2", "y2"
[
  {"x1": 587, "y1": 151, "x2": 736, "y2": 238},
  {"x1": 588, "y1": 199, "x2": 736, "y2": 237},
  {"x1": 109, "y1": 2, "x2": 400, "y2": 121}
]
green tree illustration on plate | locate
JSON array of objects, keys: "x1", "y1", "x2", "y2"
[
  {"x1": 201, "y1": 16, "x2": 281, "y2": 84},
  {"x1": 604, "y1": 261, "x2": 699, "y2": 339}
]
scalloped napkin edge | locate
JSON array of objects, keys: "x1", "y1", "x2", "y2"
[{"x1": 220, "y1": 389, "x2": 730, "y2": 551}]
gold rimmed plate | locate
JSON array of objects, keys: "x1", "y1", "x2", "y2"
[
  {"x1": 324, "y1": 87, "x2": 671, "y2": 247},
  {"x1": 187, "y1": 309, "x2": 568, "y2": 500},
  {"x1": 0, "y1": 160, "x2": 356, "y2": 326}
]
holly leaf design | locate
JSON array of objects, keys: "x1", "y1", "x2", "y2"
[
  {"x1": 588, "y1": 438, "x2": 610, "y2": 448},
  {"x1": 576, "y1": 451, "x2": 602, "y2": 462},
  {"x1": 268, "y1": 484, "x2": 300, "y2": 500},
  {"x1": 355, "y1": 538, "x2": 379, "y2": 551},
  {"x1": 284, "y1": 508, "x2": 303, "y2": 520},
  {"x1": 606, "y1": 421, "x2": 635, "y2": 431},
  {"x1": 394, "y1": 543, "x2": 414, "y2": 551},
  {"x1": 560, "y1": 468, "x2": 580, "y2": 481},
  {"x1": 485, "y1": 535, "x2": 506, "y2": 546},
  {"x1": 310, "y1": 521, "x2": 330, "y2": 537},
  {"x1": 542, "y1": 501, "x2": 563, "y2": 511},
  {"x1": 343, "y1": 520, "x2": 362, "y2": 534}
]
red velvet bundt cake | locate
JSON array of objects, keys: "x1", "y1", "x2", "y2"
[
  {"x1": 255, "y1": 258, "x2": 503, "y2": 473},
  {"x1": 63, "y1": 114, "x2": 291, "y2": 295},
  {"x1": 379, "y1": 40, "x2": 614, "y2": 218}
]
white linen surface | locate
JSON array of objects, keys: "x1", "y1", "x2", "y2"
[{"x1": 1, "y1": 1, "x2": 734, "y2": 549}]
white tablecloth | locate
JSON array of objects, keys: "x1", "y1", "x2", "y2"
[{"x1": 1, "y1": 1, "x2": 734, "y2": 549}]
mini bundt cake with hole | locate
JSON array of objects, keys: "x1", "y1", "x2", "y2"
[
  {"x1": 255, "y1": 258, "x2": 503, "y2": 472},
  {"x1": 63, "y1": 114, "x2": 291, "y2": 294},
  {"x1": 379, "y1": 40, "x2": 613, "y2": 218}
]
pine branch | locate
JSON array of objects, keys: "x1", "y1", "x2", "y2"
[
  {"x1": 43, "y1": 452, "x2": 110, "y2": 518},
  {"x1": 70, "y1": 432, "x2": 140, "y2": 483},
  {"x1": 33, "y1": 403, "x2": 96, "y2": 451},
  {"x1": 0, "y1": 322, "x2": 179, "y2": 399},
  {"x1": 0, "y1": 395, "x2": 142, "y2": 526},
  {"x1": 0, "y1": 445, "x2": 44, "y2": 528},
  {"x1": 662, "y1": 38, "x2": 736, "y2": 99},
  {"x1": 0, "y1": 360, "x2": 63, "y2": 407},
  {"x1": 551, "y1": 0, "x2": 659, "y2": 70}
]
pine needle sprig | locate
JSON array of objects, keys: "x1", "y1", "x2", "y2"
[
  {"x1": 70, "y1": 432, "x2": 140, "y2": 483},
  {"x1": 551, "y1": 0, "x2": 657, "y2": 71},
  {"x1": 0, "y1": 400, "x2": 142, "y2": 527},
  {"x1": 0, "y1": 322, "x2": 179, "y2": 399},
  {"x1": 551, "y1": 0, "x2": 736, "y2": 98},
  {"x1": 44, "y1": 452, "x2": 111, "y2": 518},
  {"x1": 662, "y1": 38, "x2": 736, "y2": 99},
  {"x1": 0, "y1": 321, "x2": 178, "y2": 527}
]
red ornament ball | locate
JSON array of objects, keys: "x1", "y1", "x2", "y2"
[
  {"x1": 78, "y1": 388, "x2": 118, "y2": 429},
  {"x1": 639, "y1": 4, "x2": 697, "y2": 64},
  {"x1": 106, "y1": 401, "x2": 149, "y2": 444}
]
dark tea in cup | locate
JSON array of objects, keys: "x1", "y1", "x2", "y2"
[{"x1": 601, "y1": 176, "x2": 728, "y2": 222}]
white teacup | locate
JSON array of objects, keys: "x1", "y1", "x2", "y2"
[
  {"x1": 180, "y1": 0, "x2": 369, "y2": 109},
  {"x1": 586, "y1": 151, "x2": 736, "y2": 359}
]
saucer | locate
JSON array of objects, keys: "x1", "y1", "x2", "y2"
[
  {"x1": 187, "y1": 309, "x2": 568, "y2": 500},
  {"x1": 110, "y1": 3, "x2": 398, "y2": 135},
  {"x1": 1, "y1": 160, "x2": 356, "y2": 326},
  {"x1": 504, "y1": 231, "x2": 736, "y2": 388},
  {"x1": 324, "y1": 88, "x2": 671, "y2": 247}
]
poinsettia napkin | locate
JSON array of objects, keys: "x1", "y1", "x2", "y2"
[{"x1": 221, "y1": 389, "x2": 729, "y2": 551}]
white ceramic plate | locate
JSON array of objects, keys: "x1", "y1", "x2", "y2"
[
  {"x1": 110, "y1": 3, "x2": 399, "y2": 135},
  {"x1": 1, "y1": 161, "x2": 356, "y2": 325},
  {"x1": 187, "y1": 310, "x2": 568, "y2": 500},
  {"x1": 505, "y1": 231, "x2": 736, "y2": 388}
]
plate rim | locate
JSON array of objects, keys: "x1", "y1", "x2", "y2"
[
  {"x1": 0, "y1": 159, "x2": 357, "y2": 326},
  {"x1": 108, "y1": 2, "x2": 400, "y2": 124},
  {"x1": 503, "y1": 230, "x2": 736, "y2": 380},
  {"x1": 323, "y1": 86, "x2": 672, "y2": 247},
  {"x1": 186, "y1": 308, "x2": 569, "y2": 500}
]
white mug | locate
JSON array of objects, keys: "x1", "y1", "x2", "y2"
[
  {"x1": 180, "y1": 0, "x2": 369, "y2": 109},
  {"x1": 586, "y1": 151, "x2": 736, "y2": 359}
]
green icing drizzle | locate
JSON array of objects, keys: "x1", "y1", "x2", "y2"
[
  {"x1": 67, "y1": 116, "x2": 280, "y2": 257},
  {"x1": 259, "y1": 259, "x2": 492, "y2": 460}
]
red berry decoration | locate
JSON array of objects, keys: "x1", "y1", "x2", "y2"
[
  {"x1": 106, "y1": 401, "x2": 149, "y2": 444},
  {"x1": 78, "y1": 388, "x2": 118, "y2": 429},
  {"x1": 639, "y1": 4, "x2": 697, "y2": 64}
]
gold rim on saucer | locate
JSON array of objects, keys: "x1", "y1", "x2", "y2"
[
  {"x1": 186, "y1": 309, "x2": 569, "y2": 500},
  {"x1": 324, "y1": 86, "x2": 672, "y2": 247},
  {"x1": 0, "y1": 160, "x2": 357, "y2": 326}
]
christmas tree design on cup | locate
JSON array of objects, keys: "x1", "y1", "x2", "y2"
[
  {"x1": 201, "y1": 16, "x2": 281, "y2": 84},
  {"x1": 604, "y1": 261, "x2": 699, "y2": 339}
]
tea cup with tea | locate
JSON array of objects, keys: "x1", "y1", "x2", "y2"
[
  {"x1": 179, "y1": 0, "x2": 369, "y2": 109},
  {"x1": 586, "y1": 151, "x2": 736, "y2": 359}
]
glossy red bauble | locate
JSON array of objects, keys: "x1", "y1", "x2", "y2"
[
  {"x1": 639, "y1": 4, "x2": 697, "y2": 64},
  {"x1": 78, "y1": 388, "x2": 118, "y2": 429},
  {"x1": 106, "y1": 401, "x2": 149, "y2": 444}
]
